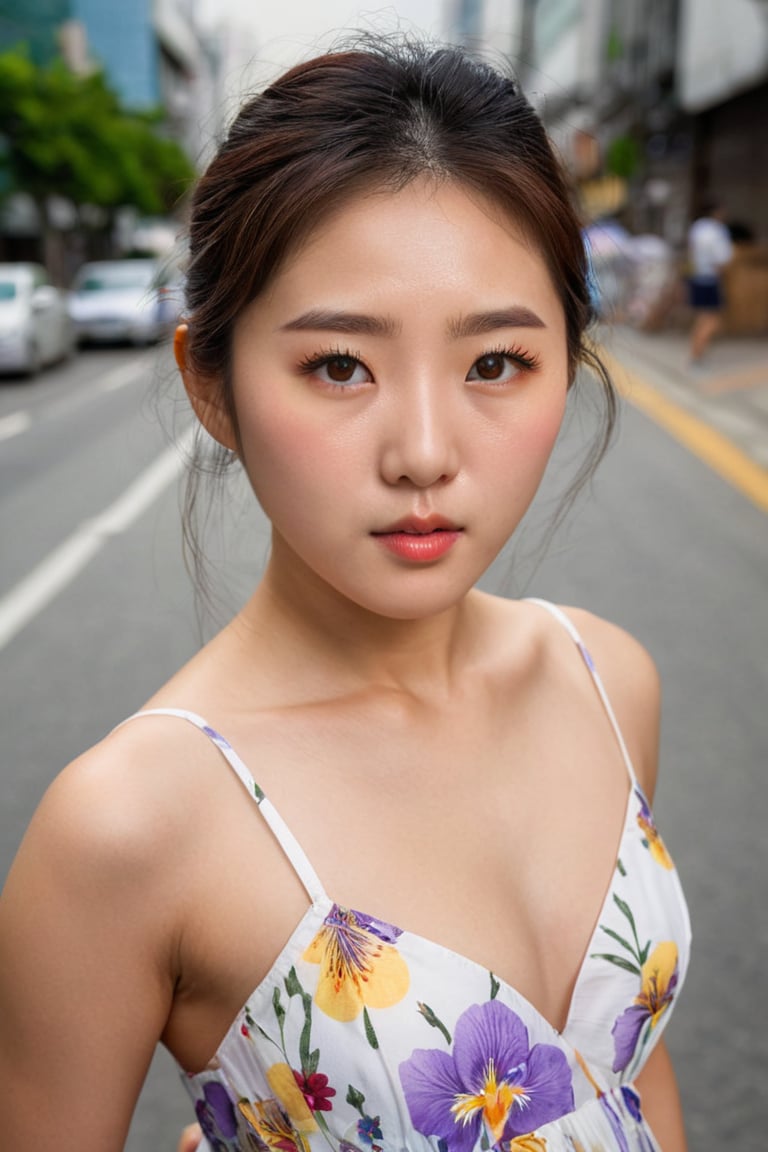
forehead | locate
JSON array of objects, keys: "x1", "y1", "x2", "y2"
[{"x1": 262, "y1": 178, "x2": 563, "y2": 322}]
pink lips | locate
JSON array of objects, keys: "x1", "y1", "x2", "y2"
[{"x1": 372, "y1": 516, "x2": 462, "y2": 562}]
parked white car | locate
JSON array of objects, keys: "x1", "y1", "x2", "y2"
[
  {"x1": 0, "y1": 263, "x2": 76, "y2": 376},
  {"x1": 67, "y1": 258, "x2": 175, "y2": 346}
]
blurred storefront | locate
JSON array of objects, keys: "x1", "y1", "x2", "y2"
[
  {"x1": 679, "y1": 0, "x2": 768, "y2": 332},
  {"x1": 444, "y1": 0, "x2": 768, "y2": 333}
]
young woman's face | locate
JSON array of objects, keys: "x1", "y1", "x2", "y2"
[{"x1": 229, "y1": 179, "x2": 569, "y2": 619}]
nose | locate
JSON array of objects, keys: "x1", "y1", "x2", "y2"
[{"x1": 379, "y1": 378, "x2": 460, "y2": 488}]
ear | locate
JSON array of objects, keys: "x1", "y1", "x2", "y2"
[{"x1": 174, "y1": 325, "x2": 238, "y2": 453}]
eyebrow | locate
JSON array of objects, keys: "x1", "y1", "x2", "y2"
[
  {"x1": 280, "y1": 304, "x2": 546, "y2": 338},
  {"x1": 280, "y1": 310, "x2": 400, "y2": 336},
  {"x1": 448, "y1": 307, "x2": 546, "y2": 337}
]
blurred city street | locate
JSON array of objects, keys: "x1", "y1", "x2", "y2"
[
  {"x1": 1, "y1": 0, "x2": 767, "y2": 1148},
  {"x1": 606, "y1": 324, "x2": 768, "y2": 473},
  {"x1": 0, "y1": 330, "x2": 766, "y2": 1148}
]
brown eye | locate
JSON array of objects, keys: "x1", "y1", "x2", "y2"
[
  {"x1": 325, "y1": 356, "x2": 358, "y2": 382},
  {"x1": 467, "y1": 350, "x2": 535, "y2": 385},
  {"x1": 473, "y1": 354, "x2": 506, "y2": 380},
  {"x1": 300, "y1": 353, "x2": 373, "y2": 388}
]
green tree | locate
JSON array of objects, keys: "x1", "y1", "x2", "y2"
[{"x1": 0, "y1": 46, "x2": 194, "y2": 268}]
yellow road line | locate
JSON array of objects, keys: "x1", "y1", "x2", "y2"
[{"x1": 600, "y1": 348, "x2": 768, "y2": 515}]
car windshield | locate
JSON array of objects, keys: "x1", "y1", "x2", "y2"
[
  {"x1": 0, "y1": 282, "x2": 17, "y2": 300},
  {"x1": 76, "y1": 266, "x2": 154, "y2": 292}
]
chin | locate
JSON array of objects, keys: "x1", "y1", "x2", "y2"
[{"x1": 335, "y1": 576, "x2": 480, "y2": 622}]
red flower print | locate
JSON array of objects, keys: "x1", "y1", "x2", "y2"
[{"x1": 293, "y1": 1070, "x2": 336, "y2": 1113}]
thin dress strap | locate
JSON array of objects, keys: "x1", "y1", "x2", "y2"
[
  {"x1": 114, "y1": 707, "x2": 328, "y2": 904},
  {"x1": 524, "y1": 599, "x2": 639, "y2": 786}
]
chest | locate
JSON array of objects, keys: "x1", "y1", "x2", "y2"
[{"x1": 166, "y1": 690, "x2": 632, "y2": 1071}]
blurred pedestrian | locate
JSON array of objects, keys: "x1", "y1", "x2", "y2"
[
  {"x1": 687, "y1": 202, "x2": 733, "y2": 367},
  {"x1": 1, "y1": 35, "x2": 691, "y2": 1152}
]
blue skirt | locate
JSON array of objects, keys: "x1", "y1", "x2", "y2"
[{"x1": 688, "y1": 275, "x2": 723, "y2": 310}]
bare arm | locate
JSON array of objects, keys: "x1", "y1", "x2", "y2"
[
  {"x1": 178, "y1": 1124, "x2": 203, "y2": 1152},
  {"x1": 568, "y1": 610, "x2": 687, "y2": 1150},
  {"x1": 0, "y1": 744, "x2": 183, "y2": 1150},
  {"x1": 634, "y1": 1039, "x2": 688, "y2": 1151}
]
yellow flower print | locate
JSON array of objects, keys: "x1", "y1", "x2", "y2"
[
  {"x1": 265, "y1": 1064, "x2": 318, "y2": 1134},
  {"x1": 505, "y1": 1133, "x2": 548, "y2": 1151},
  {"x1": 636, "y1": 790, "x2": 673, "y2": 869},
  {"x1": 612, "y1": 940, "x2": 679, "y2": 1072},
  {"x1": 238, "y1": 1097, "x2": 311, "y2": 1152},
  {"x1": 302, "y1": 904, "x2": 409, "y2": 1022},
  {"x1": 637, "y1": 941, "x2": 678, "y2": 1028}
]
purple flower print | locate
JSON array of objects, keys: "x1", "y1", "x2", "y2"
[
  {"x1": 599, "y1": 1086, "x2": 656, "y2": 1152},
  {"x1": 635, "y1": 789, "x2": 673, "y2": 869},
  {"x1": 344, "y1": 907, "x2": 404, "y2": 945},
  {"x1": 399, "y1": 1000, "x2": 574, "y2": 1152},
  {"x1": 195, "y1": 1080, "x2": 238, "y2": 1146},
  {"x1": 357, "y1": 1114, "x2": 384, "y2": 1147},
  {"x1": 612, "y1": 941, "x2": 679, "y2": 1072},
  {"x1": 619, "y1": 1085, "x2": 641, "y2": 1122}
]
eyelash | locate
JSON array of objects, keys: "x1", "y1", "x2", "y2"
[
  {"x1": 297, "y1": 346, "x2": 369, "y2": 391},
  {"x1": 479, "y1": 343, "x2": 542, "y2": 375},
  {"x1": 297, "y1": 343, "x2": 542, "y2": 389}
]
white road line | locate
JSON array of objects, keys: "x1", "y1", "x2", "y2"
[
  {"x1": 0, "y1": 357, "x2": 153, "y2": 444},
  {"x1": 98, "y1": 359, "x2": 150, "y2": 393},
  {"x1": 0, "y1": 428, "x2": 194, "y2": 652},
  {"x1": 0, "y1": 410, "x2": 32, "y2": 443},
  {"x1": 38, "y1": 355, "x2": 153, "y2": 423}
]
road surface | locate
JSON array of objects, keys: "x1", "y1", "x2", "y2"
[{"x1": 1, "y1": 344, "x2": 765, "y2": 1149}]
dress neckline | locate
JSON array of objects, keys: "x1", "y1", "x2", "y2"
[{"x1": 183, "y1": 781, "x2": 643, "y2": 1078}]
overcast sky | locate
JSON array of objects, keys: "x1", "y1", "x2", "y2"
[
  {"x1": 197, "y1": 0, "x2": 443, "y2": 38},
  {"x1": 196, "y1": 0, "x2": 446, "y2": 91}
]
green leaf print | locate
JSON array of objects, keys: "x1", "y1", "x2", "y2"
[
  {"x1": 591, "y1": 953, "x2": 642, "y2": 976},
  {"x1": 346, "y1": 1085, "x2": 367, "y2": 1116},
  {"x1": 613, "y1": 894, "x2": 636, "y2": 932},
  {"x1": 363, "y1": 1006, "x2": 379, "y2": 1050},
  {"x1": 600, "y1": 926, "x2": 640, "y2": 959},
  {"x1": 305, "y1": 1047, "x2": 320, "y2": 1076},
  {"x1": 272, "y1": 986, "x2": 286, "y2": 1025},
  {"x1": 612, "y1": 894, "x2": 651, "y2": 966},
  {"x1": 299, "y1": 993, "x2": 314, "y2": 1072},
  {"x1": 490, "y1": 972, "x2": 501, "y2": 1000},
  {"x1": 284, "y1": 966, "x2": 304, "y2": 998},
  {"x1": 417, "y1": 1001, "x2": 452, "y2": 1045}
]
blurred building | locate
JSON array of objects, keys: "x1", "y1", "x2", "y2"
[
  {"x1": 443, "y1": 0, "x2": 768, "y2": 247},
  {"x1": 679, "y1": 0, "x2": 768, "y2": 242},
  {"x1": 0, "y1": 0, "x2": 227, "y2": 165},
  {"x1": 0, "y1": 0, "x2": 69, "y2": 64},
  {"x1": 442, "y1": 0, "x2": 768, "y2": 331}
]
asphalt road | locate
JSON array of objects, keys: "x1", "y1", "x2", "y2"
[{"x1": 1, "y1": 346, "x2": 766, "y2": 1149}]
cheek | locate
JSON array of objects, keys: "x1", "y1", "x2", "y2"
[
  {"x1": 525, "y1": 396, "x2": 567, "y2": 460},
  {"x1": 496, "y1": 390, "x2": 567, "y2": 480},
  {"x1": 237, "y1": 402, "x2": 364, "y2": 508}
]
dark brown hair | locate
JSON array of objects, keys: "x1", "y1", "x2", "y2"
[{"x1": 180, "y1": 35, "x2": 615, "y2": 604}]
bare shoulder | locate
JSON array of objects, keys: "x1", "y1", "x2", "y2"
[
  {"x1": 0, "y1": 718, "x2": 219, "y2": 1148},
  {"x1": 560, "y1": 606, "x2": 661, "y2": 798},
  {"x1": 5, "y1": 715, "x2": 215, "y2": 905}
]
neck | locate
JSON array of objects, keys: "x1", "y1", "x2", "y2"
[{"x1": 232, "y1": 539, "x2": 483, "y2": 701}]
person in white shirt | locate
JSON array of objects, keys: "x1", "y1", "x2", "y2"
[{"x1": 687, "y1": 203, "x2": 733, "y2": 365}]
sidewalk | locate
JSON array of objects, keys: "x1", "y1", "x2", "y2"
[{"x1": 599, "y1": 324, "x2": 768, "y2": 475}]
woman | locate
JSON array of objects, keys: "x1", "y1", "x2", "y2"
[{"x1": 0, "y1": 38, "x2": 690, "y2": 1152}]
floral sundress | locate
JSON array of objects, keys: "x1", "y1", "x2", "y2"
[{"x1": 127, "y1": 600, "x2": 691, "y2": 1152}]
